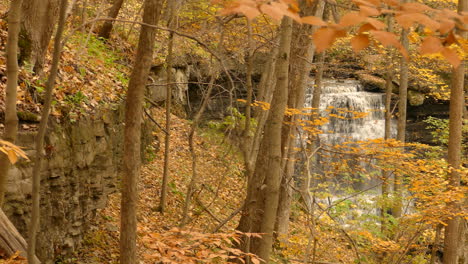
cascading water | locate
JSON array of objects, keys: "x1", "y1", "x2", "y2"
[
  {"x1": 303, "y1": 79, "x2": 396, "y2": 218},
  {"x1": 306, "y1": 79, "x2": 391, "y2": 146}
]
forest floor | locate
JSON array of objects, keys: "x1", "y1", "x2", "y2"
[{"x1": 70, "y1": 108, "x2": 249, "y2": 263}]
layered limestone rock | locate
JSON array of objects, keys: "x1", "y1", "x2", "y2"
[{"x1": 2, "y1": 106, "x2": 156, "y2": 262}]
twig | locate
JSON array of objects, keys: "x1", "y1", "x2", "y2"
[
  {"x1": 143, "y1": 108, "x2": 168, "y2": 135},
  {"x1": 195, "y1": 197, "x2": 222, "y2": 223},
  {"x1": 212, "y1": 203, "x2": 246, "y2": 233}
]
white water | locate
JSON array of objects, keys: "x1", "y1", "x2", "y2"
[
  {"x1": 306, "y1": 79, "x2": 393, "y2": 145},
  {"x1": 304, "y1": 79, "x2": 397, "y2": 191},
  {"x1": 304, "y1": 79, "x2": 399, "y2": 224}
]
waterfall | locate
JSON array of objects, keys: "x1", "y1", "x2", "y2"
[
  {"x1": 302, "y1": 79, "x2": 398, "y2": 223},
  {"x1": 304, "y1": 79, "x2": 396, "y2": 191},
  {"x1": 306, "y1": 79, "x2": 390, "y2": 145}
]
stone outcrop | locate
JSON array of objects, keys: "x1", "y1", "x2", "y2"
[{"x1": 2, "y1": 105, "x2": 156, "y2": 263}]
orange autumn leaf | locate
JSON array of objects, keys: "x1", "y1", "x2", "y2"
[
  {"x1": 359, "y1": 5, "x2": 380, "y2": 17},
  {"x1": 439, "y1": 19, "x2": 455, "y2": 35},
  {"x1": 441, "y1": 47, "x2": 461, "y2": 68},
  {"x1": 358, "y1": 23, "x2": 377, "y2": 33},
  {"x1": 313, "y1": 27, "x2": 346, "y2": 53},
  {"x1": 420, "y1": 36, "x2": 443, "y2": 54},
  {"x1": 351, "y1": 34, "x2": 370, "y2": 52},
  {"x1": 371, "y1": 30, "x2": 408, "y2": 58},
  {"x1": 339, "y1": 12, "x2": 366, "y2": 27},
  {"x1": 395, "y1": 13, "x2": 440, "y2": 31},
  {"x1": 400, "y1": 2, "x2": 433, "y2": 12},
  {"x1": 366, "y1": 17, "x2": 386, "y2": 30},
  {"x1": 301, "y1": 15, "x2": 327, "y2": 26}
]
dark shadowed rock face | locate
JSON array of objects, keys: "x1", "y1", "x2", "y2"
[
  {"x1": 2, "y1": 106, "x2": 156, "y2": 263},
  {"x1": 406, "y1": 101, "x2": 450, "y2": 145}
]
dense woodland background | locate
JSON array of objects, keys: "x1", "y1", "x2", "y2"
[{"x1": 0, "y1": 0, "x2": 467, "y2": 263}]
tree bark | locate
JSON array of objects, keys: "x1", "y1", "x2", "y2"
[
  {"x1": 276, "y1": 0, "x2": 325, "y2": 238},
  {"x1": 256, "y1": 17, "x2": 292, "y2": 261},
  {"x1": 179, "y1": 19, "x2": 226, "y2": 226},
  {"x1": 237, "y1": 17, "x2": 292, "y2": 262},
  {"x1": 381, "y1": 14, "x2": 394, "y2": 235},
  {"x1": 0, "y1": 209, "x2": 39, "y2": 262},
  {"x1": 20, "y1": 0, "x2": 60, "y2": 74},
  {"x1": 120, "y1": 0, "x2": 162, "y2": 263},
  {"x1": 158, "y1": 0, "x2": 180, "y2": 214},
  {"x1": 27, "y1": 0, "x2": 68, "y2": 263},
  {"x1": 393, "y1": 18, "x2": 409, "y2": 218},
  {"x1": 98, "y1": 0, "x2": 125, "y2": 40},
  {"x1": 0, "y1": 0, "x2": 22, "y2": 206},
  {"x1": 442, "y1": 1, "x2": 466, "y2": 262}
]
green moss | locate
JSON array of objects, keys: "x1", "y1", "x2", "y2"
[{"x1": 17, "y1": 111, "x2": 40, "y2": 122}]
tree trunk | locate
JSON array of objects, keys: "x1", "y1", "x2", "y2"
[
  {"x1": 393, "y1": 19, "x2": 409, "y2": 218},
  {"x1": 0, "y1": 0, "x2": 22, "y2": 206},
  {"x1": 120, "y1": 0, "x2": 162, "y2": 263},
  {"x1": 158, "y1": 0, "x2": 180, "y2": 214},
  {"x1": 256, "y1": 17, "x2": 292, "y2": 261},
  {"x1": 180, "y1": 21, "x2": 225, "y2": 227},
  {"x1": 98, "y1": 0, "x2": 125, "y2": 40},
  {"x1": 276, "y1": 0, "x2": 325, "y2": 238},
  {"x1": 27, "y1": 0, "x2": 68, "y2": 263},
  {"x1": 381, "y1": 15, "x2": 394, "y2": 235},
  {"x1": 237, "y1": 17, "x2": 292, "y2": 262},
  {"x1": 20, "y1": 0, "x2": 59, "y2": 74},
  {"x1": 242, "y1": 18, "x2": 254, "y2": 170},
  {"x1": 442, "y1": 1, "x2": 466, "y2": 262}
]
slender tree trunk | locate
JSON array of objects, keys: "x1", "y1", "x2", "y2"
[
  {"x1": 158, "y1": 0, "x2": 179, "y2": 214},
  {"x1": 302, "y1": 3, "x2": 328, "y2": 212},
  {"x1": 240, "y1": 18, "x2": 255, "y2": 190},
  {"x1": 381, "y1": 15, "x2": 394, "y2": 235},
  {"x1": 180, "y1": 21, "x2": 225, "y2": 226},
  {"x1": 249, "y1": 40, "x2": 279, "y2": 167},
  {"x1": 98, "y1": 0, "x2": 125, "y2": 39},
  {"x1": 442, "y1": 2, "x2": 466, "y2": 262},
  {"x1": 256, "y1": 17, "x2": 292, "y2": 261},
  {"x1": 393, "y1": 17, "x2": 409, "y2": 218},
  {"x1": 120, "y1": 0, "x2": 162, "y2": 263},
  {"x1": 276, "y1": 0, "x2": 325, "y2": 237},
  {"x1": 430, "y1": 225, "x2": 442, "y2": 264},
  {"x1": 180, "y1": 72, "x2": 215, "y2": 226},
  {"x1": 27, "y1": 0, "x2": 68, "y2": 263},
  {"x1": 0, "y1": 0, "x2": 22, "y2": 206}
]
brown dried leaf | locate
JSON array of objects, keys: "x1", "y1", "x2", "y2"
[{"x1": 7, "y1": 150, "x2": 18, "y2": 164}]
